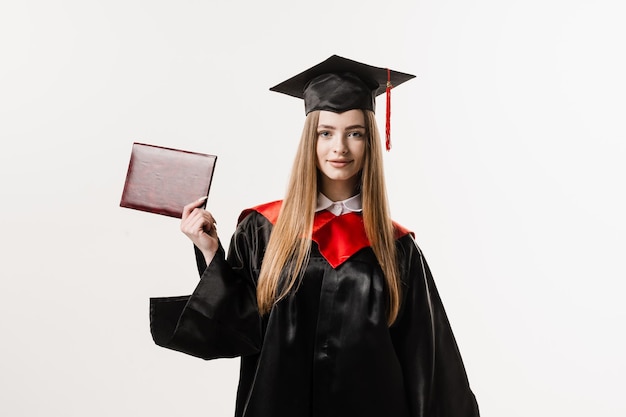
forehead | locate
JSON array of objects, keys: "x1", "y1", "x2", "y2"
[{"x1": 317, "y1": 109, "x2": 365, "y2": 127}]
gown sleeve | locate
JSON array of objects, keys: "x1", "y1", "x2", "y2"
[
  {"x1": 148, "y1": 212, "x2": 268, "y2": 360},
  {"x1": 391, "y1": 236, "x2": 480, "y2": 417}
]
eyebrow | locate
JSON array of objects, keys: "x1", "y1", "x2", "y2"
[{"x1": 317, "y1": 124, "x2": 366, "y2": 130}]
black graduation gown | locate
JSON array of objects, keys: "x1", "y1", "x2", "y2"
[{"x1": 150, "y1": 201, "x2": 479, "y2": 417}]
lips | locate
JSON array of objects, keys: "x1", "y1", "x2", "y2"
[{"x1": 328, "y1": 159, "x2": 353, "y2": 167}]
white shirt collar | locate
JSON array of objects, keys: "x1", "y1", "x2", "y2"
[{"x1": 315, "y1": 193, "x2": 363, "y2": 216}]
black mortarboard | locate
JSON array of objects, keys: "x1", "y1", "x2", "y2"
[{"x1": 269, "y1": 55, "x2": 415, "y2": 150}]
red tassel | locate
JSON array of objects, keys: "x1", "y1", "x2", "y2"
[{"x1": 385, "y1": 68, "x2": 392, "y2": 151}]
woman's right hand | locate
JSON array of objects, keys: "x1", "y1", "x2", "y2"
[{"x1": 181, "y1": 197, "x2": 219, "y2": 265}]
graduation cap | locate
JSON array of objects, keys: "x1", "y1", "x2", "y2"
[{"x1": 270, "y1": 55, "x2": 415, "y2": 150}]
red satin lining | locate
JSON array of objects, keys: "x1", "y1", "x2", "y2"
[
  {"x1": 241, "y1": 200, "x2": 412, "y2": 268},
  {"x1": 238, "y1": 200, "x2": 282, "y2": 224},
  {"x1": 386, "y1": 67, "x2": 392, "y2": 151},
  {"x1": 311, "y1": 211, "x2": 370, "y2": 268}
]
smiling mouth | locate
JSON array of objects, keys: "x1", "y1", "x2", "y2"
[{"x1": 328, "y1": 160, "x2": 353, "y2": 167}]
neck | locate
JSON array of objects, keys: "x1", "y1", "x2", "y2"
[{"x1": 319, "y1": 177, "x2": 359, "y2": 201}]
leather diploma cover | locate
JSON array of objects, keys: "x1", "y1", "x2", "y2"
[{"x1": 120, "y1": 142, "x2": 217, "y2": 218}]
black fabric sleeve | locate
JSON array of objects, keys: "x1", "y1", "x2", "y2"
[
  {"x1": 149, "y1": 212, "x2": 270, "y2": 360},
  {"x1": 391, "y1": 236, "x2": 480, "y2": 417}
]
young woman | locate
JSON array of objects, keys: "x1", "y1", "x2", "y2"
[{"x1": 150, "y1": 55, "x2": 479, "y2": 417}]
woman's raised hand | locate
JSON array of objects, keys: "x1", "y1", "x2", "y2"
[{"x1": 181, "y1": 197, "x2": 219, "y2": 264}]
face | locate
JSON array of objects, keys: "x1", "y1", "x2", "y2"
[{"x1": 316, "y1": 109, "x2": 367, "y2": 199}]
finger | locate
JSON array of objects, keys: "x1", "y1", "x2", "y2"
[
  {"x1": 182, "y1": 210, "x2": 208, "y2": 235},
  {"x1": 182, "y1": 196, "x2": 209, "y2": 220},
  {"x1": 181, "y1": 208, "x2": 206, "y2": 235},
  {"x1": 205, "y1": 219, "x2": 218, "y2": 238},
  {"x1": 200, "y1": 212, "x2": 218, "y2": 236},
  {"x1": 185, "y1": 210, "x2": 217, "y2": 237}
]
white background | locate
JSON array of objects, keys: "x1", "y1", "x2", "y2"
[{"x1": 1, "y1": 0, "x2": 625, "y2": 416}]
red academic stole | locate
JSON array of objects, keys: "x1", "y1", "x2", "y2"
[{"x1": 239, "y1": 200, "x2": 412, "y2": 268}]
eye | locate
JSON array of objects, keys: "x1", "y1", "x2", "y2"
[
  {"x1": 317, "y1": 130, "x2": 331, "y2": 138},
  {"x1": 348, "y1": 131, "x2": 364, "y2": 138}
]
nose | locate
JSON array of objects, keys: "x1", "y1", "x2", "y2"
[{"x1": 332, "y1": 136, "x2": 348, "y2": 154}]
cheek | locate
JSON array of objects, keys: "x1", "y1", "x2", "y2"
[
  {"x1": 353, "y1": 143, "x2": 366, "y2": 166},
  {"x1": 316, "y1": 141, "x2": 322, "y2": 160},
  {"x1": 316, "y1": 141, "x2": 325, "y2": 167}
]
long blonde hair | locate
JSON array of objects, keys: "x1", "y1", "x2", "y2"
[{"x1": 256, "y1": 110, "x2": 401, "y2": 325}]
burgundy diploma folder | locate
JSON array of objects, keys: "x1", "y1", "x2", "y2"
[{"x1": 120, "y1": 142, "x2": 217, "y2": 218}]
